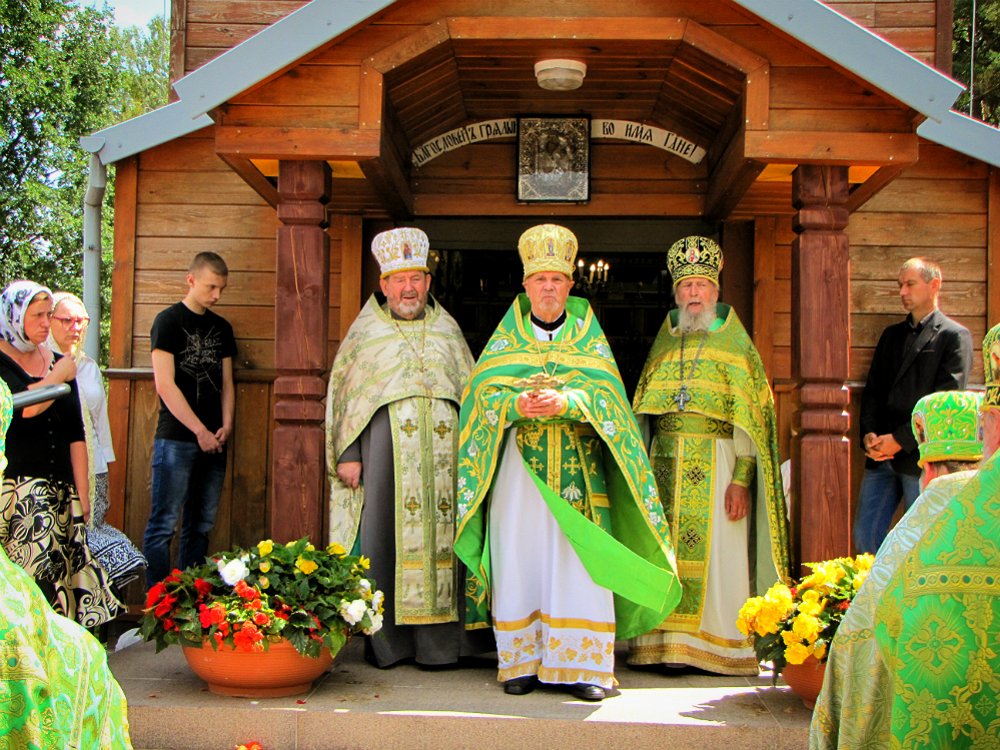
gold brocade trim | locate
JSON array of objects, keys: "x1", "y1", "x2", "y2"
[
  {"x1": 497, "y1": 661, "x2": 618, "y2": 687},
  {"x1": 906, "y1": 566, "x2": 1000, "y2": 596},
  {"x1": 628, "y1": 641, "x2": 758, "y2": 673},
  {"x1": 654, "y1": 413, "x2": 733, "y2": 439},
  {"x1": 494, "y1": 609, "x2": 617, "y2": 633}
]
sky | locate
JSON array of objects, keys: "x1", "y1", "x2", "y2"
[{"x1": 81, "y1": 0, "x2": 169, "y2": 28}]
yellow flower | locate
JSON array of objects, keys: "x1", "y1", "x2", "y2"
[
  {"x1": 854, "y1": 553, "x2": 874, "y2": 573},
  {"x1": 259, "y1": 576, "x2": 270, "y2": 590},
  {"x1": 258, "y1": 560, "x2": 271, "y2": 573},
  {"x1": 327, "y1": 542, "x2": 347, "y2": 556},
  {"x1": 358, "y1": 555, "x2": 371, "y2": 571},
  {"x1": 305, "y1": 543, "x2": 315, "y2": 552},
  {"x1": 785, "y1": 641, "x2": 810, "y2": 665},
  {"x1": 736, "y1": 597, "x2": 763, "y2": 636},
  {"x1": 812, "y1": 641, "x2": 827, "y2": 660},
  {"x1": 792, "y1": 613, "x2": 821, "y2": 643},
  {"x1": 296, "y1": 556, "x2": 318, "y2": 575},
  {"x1": 781, "y1": 629, "x2": 802, "y2": 647},
  {"x1": 798, "y1": 589, "x2": 824, "y2": 617},
  {"x1": 257, "y1": 539, "x2": 274, "y2": 556}
]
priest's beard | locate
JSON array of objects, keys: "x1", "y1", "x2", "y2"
[{"x1": 678, "y1": 304, "x2": 715, "y2": 332}]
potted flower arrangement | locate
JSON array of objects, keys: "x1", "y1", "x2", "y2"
[
  {"x1": 141, "y1": 537, "x2": 384, "y2": 696},
  {"x1": 736, "y1": 553, "x2": 874, "y2": 706}
]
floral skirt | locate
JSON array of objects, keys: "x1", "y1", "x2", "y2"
[
  {"x1": 1, "y1": 475, "x2": 123, "y2": 628},
  {"x1": 88, "y1": 473, "x2": 147, "y2": 590}
]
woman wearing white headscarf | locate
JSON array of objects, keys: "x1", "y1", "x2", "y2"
[
  {"x1": 0, "y1": 280, "x2": 122, "y2": 627},
  {"x1": 49, "y1": 291, "x2": 146, "y2": 592}
]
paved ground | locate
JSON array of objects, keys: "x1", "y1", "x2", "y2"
[{"x1": 110, "y1": 636, "x2": 813, "y2": 750}]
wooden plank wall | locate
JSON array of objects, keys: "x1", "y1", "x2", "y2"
[
  {"x1": 108, "y1": 132, "x2": 361, "y2": 604},
  {"x1": 178, "y1": 1, "x2": 945, "y2": 77}
]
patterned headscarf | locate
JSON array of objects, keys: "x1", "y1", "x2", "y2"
[
  {"x1": 48, "y1": 291, "x2": 89, "y2": 363},
  {"x1": 0, "y1": 280, "x2": 53, "y2": 353}
]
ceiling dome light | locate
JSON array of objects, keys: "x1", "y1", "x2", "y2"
[{"x1": 534, "y1": 59, "x2": 587, "y2": 91}]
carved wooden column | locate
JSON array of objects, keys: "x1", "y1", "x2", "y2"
[
  {"x1": 791, "y1": 165, "x2": 852, "y2": 568},
  {"x1": 271, "y1": 160, "x2": 331, "y2": 543}
]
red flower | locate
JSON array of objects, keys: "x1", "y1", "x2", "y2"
[
  {"x1": 153, "y1": 594, "x2": 178, "y2": 618},
  {"x1": 164, "y1": 568, "x2": 183, "y2": 584},
  {"x1": 838, "y1": 600, "x2": 851, "y2": 612},
  {"x1": 145, "y1": 582, "x2": 167, "y2": 609},
  {"x1": 194, "y1": 578, "x2": 213, "y2": 598},
  {"x1": 213, "y1": 631, "x2": 224, "y2": 645},
  {"x1": 253, "y1": 612, "x2": 271, "y2": 627},
  {"x1": 233, "y1": 622, "x2": 264, "y2": 652},
  {"x1": 234, "y1": 580, "x2": 259, "y2": 601},
  {"x1": 199, "y1": 602, "x2": 227, "y2": 628},
  {"x1": 162, "y1": 618, "x2": 176, "y2": 631},
  {"x1": 218, "y1": 622, "x2": 230, "y2": 636},
  {"x1": 246, "y1": 598, "x2": 263, "y2": 611}
]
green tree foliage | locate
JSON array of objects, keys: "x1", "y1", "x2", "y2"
[
  {"x1": 954, "y1": 0, "x2": 1000, "y2": 125},
  {"x1": 0, "y1": 1, "x2": 168, "y2": 361}
]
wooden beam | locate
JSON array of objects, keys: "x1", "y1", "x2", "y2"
[
  {"x1": 107, "y1": 154, "x2": 139, "y2": 532},
  {"x1": 845, "y1": 164, "x2": 905, "y2": 213},
  {"x1": 679, "y1": 17, "x2": 768, "y2": 74},
  {"x1": 334, "y1": 214, "x2": 364, "y2": 341},
  {"x1": 169, "y1": 0, "x2": 187, "y2": 88},
  {"x1": 359, "y1": 144, "x2": 413, "y2": 219},
  {"x1": 746, "y1": 131, "x2": 919, "y2": 166},
  {"x1": 217, "y1": 153, "x2": 279, "y2": 208},
  {"x1": 446, "y1": 16, "x2": 687, "y2": 41},
  {"x1": 368, "y1": 19, "x2": 450, "y2": 73},
  {"x1": 704, "y1": 128, "x2": 765, "y2": 220},
  {"x1": 215, "y1": 126, "x2": 381, "y2": 160},
  {"x1": 753, "y1": 216, "x2": 777, "y2": 381},
  {"x1": 936, "y1": 0, "x2": 954, "y2": 74},
  {"x1": 989, "y1": 167, "x2": 1000, "y2": 327},
  {"x1": 359, "y1": 64, "x2": 383, "y2": 130}
]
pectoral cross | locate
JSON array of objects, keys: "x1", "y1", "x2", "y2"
[
  {"x1": 514, "y1": 371, "x2": 565, "y2": 394},
  {"x1": 674, "y1": 385, "x2": 691, "y2": 411}
]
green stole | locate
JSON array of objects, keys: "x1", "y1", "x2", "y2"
[
  {"x1": 874, "y1": 452, "x2": 1000, "y2": 748},
  {"x1": 633, "y1": 303, "x2": 789, "y2": 604},
  {"x1": 325, "y1": 295, "x2": 473, "y2": 624},
  {"x1": 454, "y1": 294, "x2": 681, "y2": 639}
]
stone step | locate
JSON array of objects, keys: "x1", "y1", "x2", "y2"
[{"x1": 111, "y1": 638, "x2": 812, "y2": 750}]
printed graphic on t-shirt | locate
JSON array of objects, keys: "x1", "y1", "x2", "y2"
[{"x1": 179, "y1": 324, "x2": 223, "y2": 401}]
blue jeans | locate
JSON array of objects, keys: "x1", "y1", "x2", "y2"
[
  {"x1": 143, "y1": 438, "x2": 226, "y2": 587},
  {"x1": 853, "y1": 462, "x2": 921, "y2": 554}
]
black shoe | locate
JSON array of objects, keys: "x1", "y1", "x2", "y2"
[
  {"x1": 568, "y1": 683, "x2": 605, "y2": 701},
  {"x1": 504, "y1": 676, "x2": 538, "y2": 695}
]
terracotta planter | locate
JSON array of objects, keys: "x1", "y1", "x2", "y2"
[
  {"x1": 780, "y1": 654, "x2": 826, "y2": 709},
  {"x1": 182, "y1": 638, "x2": 336, "y2": 698}
]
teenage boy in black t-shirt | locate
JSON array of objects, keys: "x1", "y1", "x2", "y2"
[{"x1": 142, "y1": 252, "x2": 236, "y2": 587}]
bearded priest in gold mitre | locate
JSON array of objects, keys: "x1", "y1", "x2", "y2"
[
  {"x1": 810, "y1": 389, "x2": 984, "y2": 750},
  {"x1": 454, "y1": 224, "x2": 681, "y2": 702},
  {"x1": 627, "y1": 236, "x2": 789, "y2": 675},
  {"x1": 325, "y1": 227, "x2": 491, "y2": 668},
  {"x1": 870, "y1": 324, "x2": 1000, "y2": 749}
]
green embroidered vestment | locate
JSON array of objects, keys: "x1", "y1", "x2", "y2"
[{"x1": 454, "y1": 294, "x2": 681, "y2": 640}]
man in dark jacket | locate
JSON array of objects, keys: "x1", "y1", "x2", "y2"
[{"x1": 855, "y1": 257, "x2": 972, "y2": 553}]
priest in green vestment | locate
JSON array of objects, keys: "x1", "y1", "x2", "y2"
[
  {"x1": 871, "y1": 323, "x2": 1000, "y2": 749},
  {"x1": 0, "y1": 378, "x2": 133, "y2": 748},
  {"x1": 627, "y1": 236, "x2": 790, "y2": 675},
  {"x1": 454, "y1": 224, "x2": 681, "y2": 702},
  {"x1": 325, "y1": 227, "x2": 490, "y2": 667},
  {"x1": 810, "y1": 389, "x2": 984, "y2": 749}
]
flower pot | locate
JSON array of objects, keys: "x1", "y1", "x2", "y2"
[
  {"x1": 780, "y1": 654, "x2": 826, "y2": 709},
  {"x1": 182, "y1": 638, "x2": 336, "y2": 698}
]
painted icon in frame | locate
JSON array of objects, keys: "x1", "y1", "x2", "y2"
[{"x1": 517, "y1": 116, "x2": 590, "y2": 202}]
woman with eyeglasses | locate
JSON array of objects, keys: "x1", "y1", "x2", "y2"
[
  {"x1": 49, "y1": 291, "x2": 146, "y2": 596},
  {"x1": 0, "y1": 280, "x2": 122, "y2": 628}
]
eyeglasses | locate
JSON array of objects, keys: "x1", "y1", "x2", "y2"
[{"x1": 52, "y1": 316, "x2": 90, "y2": 328}]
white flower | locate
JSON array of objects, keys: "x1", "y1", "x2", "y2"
[
  {"x1": 461, "y1": 488, "x2": 474, "y2": 502},
  {"x1": 357, "y1": 578, "x2": 372, "y2": 594},
  {"x1": 601, "y1": 421, "x2": 617, "y2": 437},
  {"x1": 217, "y1": 557, "x2": 249, "y2": 586},
  {"x1": 457, "y1": 502, "x2": 468, "y2": 517},
  {"x1": 364, "y1": 612, "x2": 384, "y2": 635},
  {"x1": 371, "y1": 590, "x2": 384, "y2": 611},
  {"x1": 458, "y1": 476, "x2": 466, "y2": 489},
  {"x1": 468, "y1": 443, "x2": 478, "y2": 457},
  {"x1": 341, "y1": 598, "x2": 368, "y2": 626},
  {"x1": 486, "y1": 409, "x2": 499, "y2": 426},
  {"x1": 596, "y1": 343, "x2": 611, "y2": 358}
]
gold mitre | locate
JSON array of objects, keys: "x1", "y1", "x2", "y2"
[
  {"x1": 371, "y1": 227, "x2": 430, "y2": 278},
  {"x1": 984, "y1": 322, "x2": 1000, "y2": 409},
  {"x1": 666, "y1": 236, "x2": 724, "y2": 288},
  {"x1": 518, "y1": 224, "x2": 578, "y2": 280}
]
